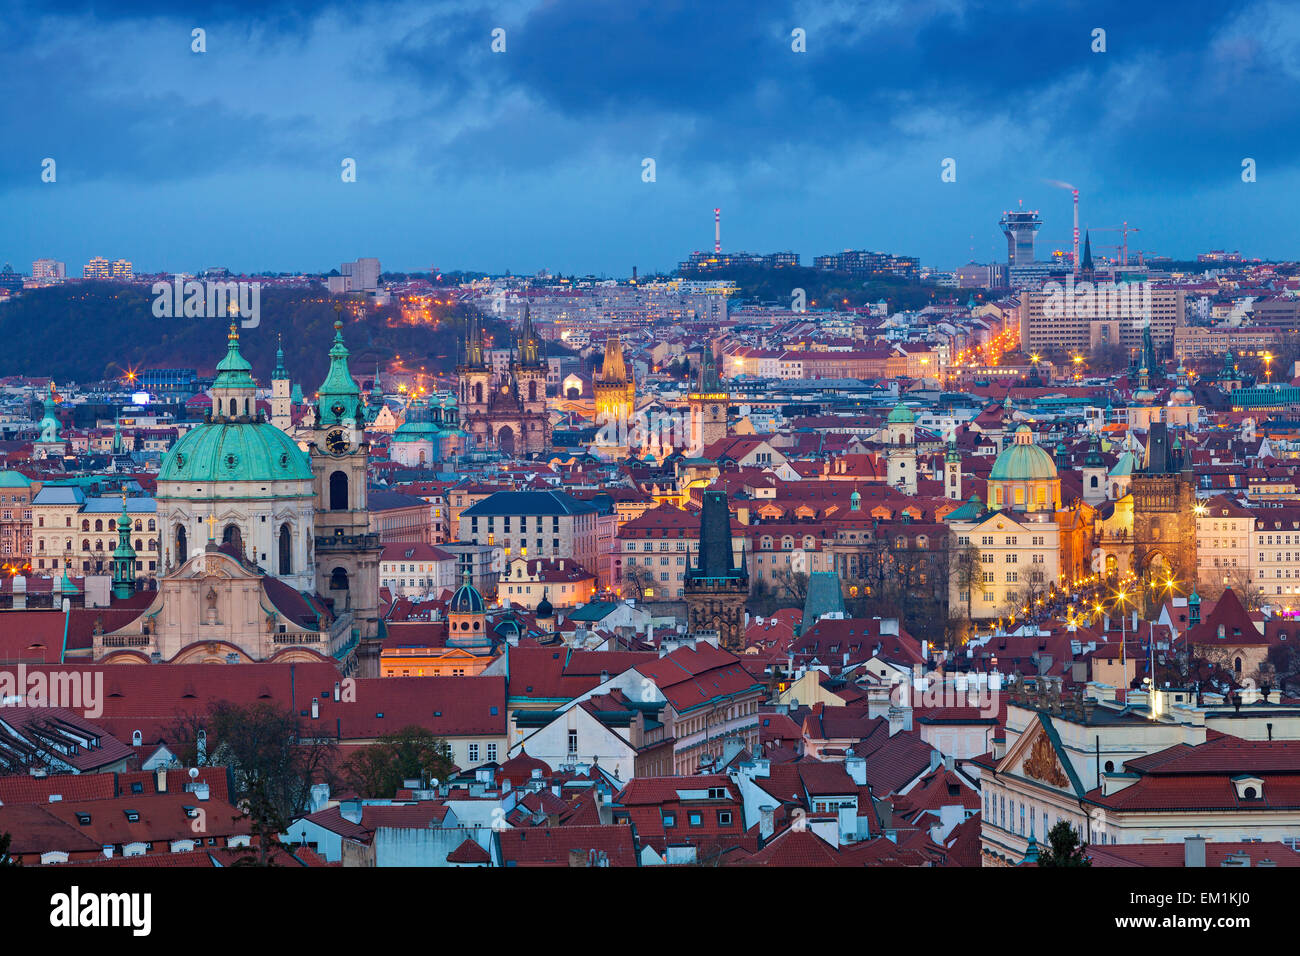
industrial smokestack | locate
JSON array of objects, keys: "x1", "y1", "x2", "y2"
[
  {"x1": 1072, "y1": 189, "x2": 1080, "y2": 275},
  {"x1": 714, "y1": 207, "x2": 721, "y2": 254}
]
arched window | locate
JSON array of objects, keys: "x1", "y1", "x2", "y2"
[
  {"x1": 1104, "y1": 760, "x2": 1114, "y2": 773},
  {"x1": 222, "y1": 524, "x2": 242, "y2": 551},
  {"x1": 330, "y1": 567, "x2": 349, "y2": 590},
  {"x1": 147, "y1": 519, "x2": 155, "y2": 531},
  {"x1": 148, "y1": 539, "x2": 156, "y2": 551},
  {"x1": 528, "y1": 380, "x2": 537, "y2": 402},
  {"x1": 134, "y1": 520, "x2": 142, "y2": 531},
  {"x1": 81, "y1": 539, "x2": 90, "y2": 551},
  {"x1": 244, "y1": 399, "x2": 250, "y2": 416},
  {"x1": 279, "y1": 523, "x2": 292, "y2": 576},
  {"x1": 474, "y1": 383, "x2": 484, "y2": 404},
  {"x1": 176, "y1": 525, "x2": 187, "y2": 564},
  {"x1": 229, "y1": 398, "x2": 237, "y2": 417},
  {"x1": 81, "y1": 520, "x2": 89, "y2": 532},
  {"x1": 94, "y1": 519, "x2": 103, "y2": 532},
  {"x1": 329, "y1": 471, "x2": 348, "y2": 511},
  {"x1": 1089, "y1": 475, "x2": 1098, "y2": 488},
  {"x1": 1235, "y1": 657, "x2": 1243, "y2": 673}
]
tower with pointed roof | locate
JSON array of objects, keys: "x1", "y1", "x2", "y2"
[
  {"x1": 594, "y1": 334, "x2": 636, "y2": 454},
  {"x1": 34, "y1": 382, "x2": 66, "y2": 460},
  {"x1": 945, "y1": 433, "x2": 962, "y2": 500},
  {"x1": 1082, "y1": 432, "x2": 1107, "y2": 505},
  {"x1": 111, "y1": 494, "x2": 137, "y2": 600},
  {"x1": 1079, "y1": 230, "x2": 1095, "y2": 281},
  {"x1": 688, "y1": 346, "x2": 729, "y2": 454},
  {"x1": 683, "y1": 489, "x2": 748, "y2": 652},
  {"x1": 457, "y1": 305, "x2": 550, "y2": 456},
  {"x1": 309, "y1": 314, "x2": 383, "y2": 673},
  {"x1": 271, "y1": 334, "x2": 293, "y2": 434},
  {"x1": 1131, "y1": 421, "x2": 1197, "y2": 601}
]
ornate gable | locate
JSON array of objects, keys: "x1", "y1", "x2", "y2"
[{"x1": 998, "y1": 716, "x2": 1074, "y2": 793}]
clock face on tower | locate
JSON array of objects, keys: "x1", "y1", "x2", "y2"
[{"x1": 326, "y1": 429, "x2": 349, "y2": 455}]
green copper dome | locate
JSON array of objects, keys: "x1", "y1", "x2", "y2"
[
  {"x1": 159, "y1": 420, "x2": 312, "y2": 483},
  {"x1": 317, "y1": 319, "x2": 362, "y2": 426},
  {"x1": 392, "y1": 396, "x2": 437, "y2": 441},
  {"x1": 213, "y1": 324, "x2": 256, "y2": 390},
  {"x1": 887, "y1": 403, "x2": 916, "y2": 424},
  {"x1": 988, "y1": 425, "x2": 1057, "y2": 482}
]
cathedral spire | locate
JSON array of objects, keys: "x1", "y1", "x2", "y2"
[
  {"x1": 317, "y1": 306, "x2": 362, "y2": 426},
  {"x1": 112, "y1": 492, "x2": 136, "y2": 600}
]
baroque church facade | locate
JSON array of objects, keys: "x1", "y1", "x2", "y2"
[
  {"x1": 100, "y1": 320, "x2": 382, "y2": 675},
  {"x1": 456, "y1": 306, "x2": 550, "y2": 456}
]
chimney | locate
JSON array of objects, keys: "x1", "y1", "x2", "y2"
[
  {"x1": 759, "y1": 804, "x2": 776, "y2": 839},
  {"x1": 599, "y1": 670, "x2": 609, "y2": 684},
  {"x1": 311, "y1": 697, "x2": 320, "y2": 719},
  {"x1": 844, "y1": 752, "x2": 866, "y2": 786},
  {"x1": 340, "y1": 800, "x2": 362, "y2": 824},
  {"x1": 334, "y1": 681, "x2": 341, "y2": 701},
  {"x1": 1184, "y1": 836, "x2": 1206, "y2": 868},
  {"x1": 154, "y1": 766, "x2": 167, "y2": 793}
]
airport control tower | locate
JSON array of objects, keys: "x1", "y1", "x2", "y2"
[{"x1": 1000, "y1": 205, "x2": 1042, "y2": 268}]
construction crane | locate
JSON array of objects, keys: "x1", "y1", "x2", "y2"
[{"x1": 1090, "y1": 223, "x2": 1141, "y2": 266}]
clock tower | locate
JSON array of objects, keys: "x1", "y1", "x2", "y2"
[{"x1": 309, "y1": 315, "x2": 383, "y2": 675}]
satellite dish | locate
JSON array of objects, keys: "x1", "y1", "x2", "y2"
[{"x1": 189, "y1": 767, "x2": 199, "y2": 780}]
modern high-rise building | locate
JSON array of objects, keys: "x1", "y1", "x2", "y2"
[
  {"x1": 83, "y1": 256, "x2": 111, "y2": 279},
  {"x1": 813, "y1": 249, "x2": 920, "y2": 280},
  {"x1": 999, "y1": 207, "x2": 1042, "y2": 268},
  {"x1": 1021, "y1": 286, "x2": 1185, "y2": 356},
  {"x1": 32, "y1": 259, "x2": 65, "y2": 281},
  {"x1": 111, "y1": 258, "x2": 133, "y2": 279},
  {"x1": 338, "y1": 257, "x2": 381, "y2": 291}
]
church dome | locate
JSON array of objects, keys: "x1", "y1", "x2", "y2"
[
  {"x1": 450, "y1": 579, "x2": 485, "y2": 615},
  {"x1": 159, "y1": 421, "x2": 313, "y2": 483},
  {"x1": 536, "y1": 591, "x2": 553, "y2": 619},
  {"x1": 887, "y1": 403, "x2": 916, "y2": 424},
  {"x1": 988, "y1": 425, "x2": 1057, "y2": 482}
]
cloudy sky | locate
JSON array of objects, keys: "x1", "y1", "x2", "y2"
[{"x1": 4, "y1": 0, "x2": 1299, "y2": 275}]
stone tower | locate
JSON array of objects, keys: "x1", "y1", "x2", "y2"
[
  {"x1": 684, "y1": 489, "x2": 749, "y2": 652},
  {"x1": 271, "y1": 335, "x2": 292, "y2": 434},
  {"x1": 1131, "y1": 421, "x2": 1197, "y2": 601},
  {"x1": 945, "y1": 433, "x2": 962, "y2": 500},
  {"x1": 688, "y1": 347, "x2": 729, "y2": 455},
  {"x1": 884, "y1": 403, "x2": 918, "y2": 496},
  {"x1": 309, "y1": 315, "x2": 382, "y2": 675}
]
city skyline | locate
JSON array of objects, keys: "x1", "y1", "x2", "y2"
[{"x1": 5, "y1": 0, "x2": 1299, "y2": 274}]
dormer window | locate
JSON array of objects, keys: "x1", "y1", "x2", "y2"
[{"x1": 1233, "y1": 776, "x2": 1264, "y2": 801}]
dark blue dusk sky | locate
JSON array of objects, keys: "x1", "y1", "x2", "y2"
[{"x1": 4, "y1": 0, "x2": 1299, "y2": 275}]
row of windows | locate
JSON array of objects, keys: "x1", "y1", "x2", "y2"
[{"x1": 38, "y1": 538, "x2": 159, "y2": 553}]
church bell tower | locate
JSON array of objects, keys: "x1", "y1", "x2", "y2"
[{"x1": 309, "y1": 313, "x2": 382, "y2": 675}]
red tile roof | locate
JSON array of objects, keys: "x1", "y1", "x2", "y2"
[{"x1": 495, "y1": 824, "x2": 639, "y2": 867}]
